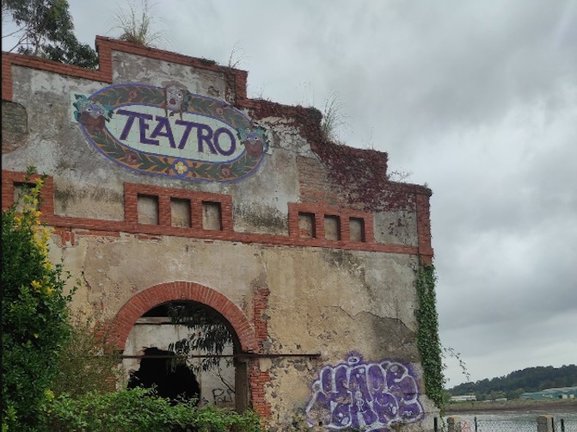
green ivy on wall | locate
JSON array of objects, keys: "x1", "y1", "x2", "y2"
[{"x1": 415, "y1": 265, "x2": 445, "y2": 412}]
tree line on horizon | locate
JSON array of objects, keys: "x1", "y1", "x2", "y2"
[{"x1": 448, "y1": 364, "x2": 577, "y2": 401}]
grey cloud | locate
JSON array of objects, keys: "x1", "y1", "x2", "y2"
[{"x1": 10, "y1": 0, "x2": 576, "y2": 386}]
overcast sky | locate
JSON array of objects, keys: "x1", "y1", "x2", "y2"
[{"x1": 3, "y1": 0, "x2": 577, "y2": 387}]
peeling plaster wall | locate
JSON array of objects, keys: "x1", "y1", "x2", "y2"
[
  {"x1": 2, "y1": 40, "x2": 436, "y2": 431},
  {"x1": 112, "y1": 52, "x2": 229, "y2": 101},
  {"x1": 48, "y1": 231, "x2": 429, "y2": 426}
]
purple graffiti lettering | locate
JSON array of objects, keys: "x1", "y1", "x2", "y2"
[
  {"x1": 306, "y1": 354, "x2": 424, "y2": 432},
  {"x1": 349, "y1": 363, "x2": 378, "y2": 428}
]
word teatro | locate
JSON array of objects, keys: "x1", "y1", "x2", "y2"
[{"x1": 116, "y1": 108, "x2": 238, "y2": 156}]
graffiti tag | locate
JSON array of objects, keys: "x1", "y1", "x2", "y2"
[
  {"x1": 212, "y1": 388, "x2": 234, "y2": 405},
  {"x1": 306, "y1": 354, "x2": 423, "y2": 431}
]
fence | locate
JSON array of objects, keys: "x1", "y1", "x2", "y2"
[{"x1": 434, "y1": 415, "x2": 577, "y2": 432}]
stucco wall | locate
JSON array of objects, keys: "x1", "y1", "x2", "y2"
[{"x1": 2, "y1": 37, "x2": 436, "y2": 431}]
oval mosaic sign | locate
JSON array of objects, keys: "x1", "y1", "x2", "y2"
[{"x1": 73, "y1": 83, "x2": 268, "y2": 182}]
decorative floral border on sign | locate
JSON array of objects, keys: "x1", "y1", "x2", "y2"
[{"x1": 73, "y1": 83, "x2": 268, "y2": 183}]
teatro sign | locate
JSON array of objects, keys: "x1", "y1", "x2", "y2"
[{"x1": 73, "y1": 83, "x2": 268, "y2": 182}]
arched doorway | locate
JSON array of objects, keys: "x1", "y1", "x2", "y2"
[
  {"x1": 109, "y1": 281, "x2": 256, "y2": 411},
  {"x1": 126, "y1": 301, "x2": 237, "y2": 407}
]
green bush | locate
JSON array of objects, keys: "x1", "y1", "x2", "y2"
[
  {"x1": 1, "y1": 174, "x2": 74, "y2": 431},
  {"x1": 51, "y1": 315, "x2": 123, "y2": 398},
  {"x1": 41, "y1": 388, "x2": 262, "y2": 432}
]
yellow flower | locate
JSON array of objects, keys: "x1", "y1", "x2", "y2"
[
  {"x1": 174, "y1": 161, "x2": 187, "y2": 174},
  {"x1": 31, "y1": 280, "x2": 42, "y2": 291}
]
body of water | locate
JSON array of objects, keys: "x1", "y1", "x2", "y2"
[{"x1": 443, "y1": 411, "x2": 577, "y2": 432}]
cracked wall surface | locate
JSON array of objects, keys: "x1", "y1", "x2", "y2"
[{"x1": 2, "y1": 38, "x2": 436, "y2": 431}]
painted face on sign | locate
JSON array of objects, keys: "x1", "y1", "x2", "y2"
[
  {"x1": 164, "y1": 85, "x2": 186, "y2": 117},
  {"x1": 239, "y1": 127, "x2": 267, "y2": 158},
  {"x1": 84, "y1": 103, "x2": 105, "y2": 118},
  {"x1": 73, "y1": 95, "x2": 112, "y2": 134}
]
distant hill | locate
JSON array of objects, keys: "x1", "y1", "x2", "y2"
[{"x1": 448, "y1": 365, "x2": 577, "y2": 401}]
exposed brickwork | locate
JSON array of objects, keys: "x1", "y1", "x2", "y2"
[
  {"x1": 53, "y1": 227, "x2": 75, "y2": 248},
  {"x1": 296, "y1": 155, "x2": 341, "y2": 205},
  {"x1": 252, "y1": 287, "x2": 271, "y2": 350},
  {"x1": 242, "y1": 97, "x2": 431, "y2": 216},
  {"x1": 108, "y1": 281, "x2": 258, "y2": 353},
  {"x1": 297, "y1": 142, "x2": 430, "y2": 214},
  {"x1": 416, "y1": 191, "x2": 434, "y2": 265},
  {"x1": 1, "y1": 100, "x2": 28, "y2": 154},
  {"x1": 249, "y1": 362, "x2": 272, "y2": 419},
  {"x1": 249, "y1": 286, "x2": 272, "y2": 418}
]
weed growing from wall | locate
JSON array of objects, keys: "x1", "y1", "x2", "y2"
[{"x1": 415, "y1": 265, "x2": 445, "y2": 412}]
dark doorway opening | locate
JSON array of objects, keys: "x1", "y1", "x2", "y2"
[
  {"x1": 127, "y1": 347, "x2": 200, "y2": 404},
  {"x1": 125, "y1": 301, "x2": 249, "y2": 411}
]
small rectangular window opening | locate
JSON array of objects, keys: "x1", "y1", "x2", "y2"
[
  {"x1": 171, "y1": 198, "x2": 191, "y2": 228},
  {"x1": 298, "y1": 212, "x2": 316, "y2": 238},
  {"x1": 324, "y1": 215, "x2": 341, "y2": 241},
  {"x1": 202, "y1": 201, "x2": 222, "y2": 231},
  {"x1": 349, "y1": 217, "x2": 366, "y2": 242},
  {"x1": 137, "y1": 194, "x2": 159, "y2": 225},
  {"x1": 13, "y1": 182, "x2": 36, "y2": 212}
]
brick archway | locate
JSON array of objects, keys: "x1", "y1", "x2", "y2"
[{"x1": 109, "y1": 281, "x2": 257, "y2": 352}]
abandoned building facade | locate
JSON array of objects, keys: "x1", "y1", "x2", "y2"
[{"x1": 2, "y1": 37, "x2": 436, "y2": 431}]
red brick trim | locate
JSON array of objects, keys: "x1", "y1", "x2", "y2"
[
  {"x1": 1, "y1": 170, "x2": 54, "y2": 215},
  {"x1": 416, "y1": 191, "x2": 434, "y2": 265},
  {"x1": 109, "y1": 281, "x2": 257, "y2": 353},
  {"x1": 123, "y1": 182, "x2": 233, "y2": 232},
  {"x1": 288, "y1": 202, "x2": 374, "y2": 244},
  {"x1": 2, "y1": 170, "x2": 421, "y2": 255},
  {"x1": 2, "y1": 36, "x2": 247, "y2": 103}
]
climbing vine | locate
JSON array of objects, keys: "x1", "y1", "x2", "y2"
[{"x1": 415, "y1": 265, "x2": 446, "y2": 413}]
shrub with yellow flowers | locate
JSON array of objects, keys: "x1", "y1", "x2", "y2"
[{"x1": 1, "y1": 169, "x2": 74, "y2": 432}]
